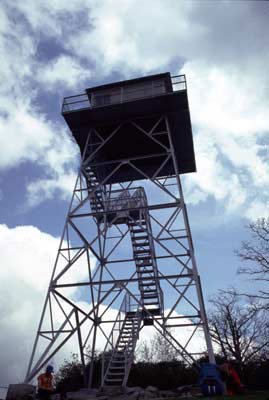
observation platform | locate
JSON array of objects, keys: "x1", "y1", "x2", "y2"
[{"x1": 62, "y1": 72, "x2": 196, "y2": 183}]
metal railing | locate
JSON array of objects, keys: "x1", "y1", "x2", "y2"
[
  {"x1": 62, "y1": 74, "x2": 186, "y2": 113},
  {"x1": 104, "y1": 187, "x2": 147, "y2": 213}
]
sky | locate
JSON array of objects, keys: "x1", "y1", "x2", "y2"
[{"x1": 0, "y1": 0, "x2": 269, "y2": 387}]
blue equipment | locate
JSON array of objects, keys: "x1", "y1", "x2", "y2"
[{"x1": 199, "y1": 363, "x2": 223, "y2": 396}]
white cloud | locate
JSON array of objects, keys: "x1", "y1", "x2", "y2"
[
  {"x1": 25, "y1": 130, "x2": 79, "y2": 207},
  {"x1": 0, "y1": 224, "x2": 61, "y2": 383},
  {"x1": 0, "y1": 224, "x2": 98, "y2": 384},
  {"x1": 37, "y1": 55, "x2": 90, "y2": 90},
  {"x1": 0, "y1": 97, "x2": 79, "y2": 205},
  {"x1": 0, "y1": 4, "x2": 81, "y2": 205},
  {"x1": 182, "y1": 60, "x2": 269, "y2": 215},
  {"x1": 245, "y1": 200, "x2": 269, "y2": 221},
  {"x1": 67, "y1": 0, "x2": 198, "y2": 75},
  {"x1": 26, "y1": 171, "x2": 77, "y2": 207},
  {"x1": 64, "y1": 1, "x2": 269, "y2": 77},
  {"x1": 0, "y1": 102, "x2": 52, "y2": 169}
]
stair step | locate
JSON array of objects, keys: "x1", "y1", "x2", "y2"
[
  {"x1": 138, "y1": 269, "x2": 154, "y2": 274},
  {"x1": 122, "y1": 328, "x2": 136, "y2": 332},
  {"x1": 135, "y1": 258, "x2": 152, "y2": 263},
  {"x1": 134, "y1": 250, "x2": 151, "y2": 255},
  {"x1": 111, "y1": 360, "x2": 125, "y2": 364},
  {"x1": 132, "y1": 242, "x2": 149, "y2": 247},
  {"x1": 107, "y1": 372, "x2": 125, "y2": 376},
  {"x1": 140, "y1": 277, "x2": 156, "y2": 282},
  {"x1": 125, "y1": 320, "x2": 138, "y2": 323},
  {"x1": 137, "y1": 256, "x2": 152, "y2": 260},
  {"x1": 112, "y1": 354, "x2": 125, "y2": 358},
  {"x1": 142, "y1": 294, "x2": 159, "y2": 299},
  {"x1": 132, "y1": 235, "x2": 148, "y2": 240},
  {"x1": 129, "y1": 221, "x2": 146, "y2": 226},
  {"x1": 90, "y1": 196, "x2": 102, "y2": 200},
  {"x1": 111, "y1": 356, "x2": 125, "y2": 360},
  {"x1": 140, "y1": 282, "x2": 157, "y2": 287},
  {"x1": 130, "y1": 229, "x2": 146, "y2": 233},
  {"x1": 137, "y1": 262, "x2": 153, "y2": 267}
]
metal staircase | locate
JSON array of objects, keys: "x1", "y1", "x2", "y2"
[
  {"x1": 84, "y1": 166, "x2": 104, "y2": 215},
  {"x1": 101, "y1": 295, "x2": 142, "y2": 387},
  {"x1": 88, "y1": 181, "x2": 163, "y2": 387},
  {"x1": 129, "y1": 213, "x2": 163, "y2": 316}
]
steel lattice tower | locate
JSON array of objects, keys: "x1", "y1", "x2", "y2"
[{"x1": 25, "y1": 73, "x2": 215, "y2": 387}]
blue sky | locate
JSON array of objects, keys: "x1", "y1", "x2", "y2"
[{"x1": 1, "y1": 0, "x2": 269, "y2": 385}]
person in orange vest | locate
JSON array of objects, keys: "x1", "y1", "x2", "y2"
[{"x1": 37, "y1": 365, "x2": 54, "y2": 400}]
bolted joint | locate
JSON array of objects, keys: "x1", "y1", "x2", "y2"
[{"x1": 94, "y1": 316, "x2": 102, "y2": 326}]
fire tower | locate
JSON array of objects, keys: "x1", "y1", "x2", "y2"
[{"x1": 25, "y1": 73, "x2": 215, "y2": 387}]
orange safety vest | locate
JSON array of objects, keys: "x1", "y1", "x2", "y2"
[{"x1": 37, "y1": 373, "x2": 53, "y2": 391}]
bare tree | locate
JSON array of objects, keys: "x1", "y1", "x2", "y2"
[
  {"x1": 136, "y1": 330, "x2": 179, "y2": 363},
  {"x1": 236, "y1": 218, "x2": 269, "y2": 303},
  {"x1": 208, "y1": 290, "x2": 269, "y2": 372},
  {"x1": 136, "y1": 339, "x2": 154, "y2": 363},
  {"x1": 150, "y1": 330, "x2": 179, "y2": 362}
]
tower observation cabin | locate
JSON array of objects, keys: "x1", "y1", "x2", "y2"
[
  {"x1": 25, "y1": 73, "x2": 214, "y2": 389},
  {"x1": 62, "y1": 72, "x2": 196, "y2": 182}
]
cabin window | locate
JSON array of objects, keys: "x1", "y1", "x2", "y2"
[{"x1": 91, "y1": 78, "x2": 168, "y2": 107}]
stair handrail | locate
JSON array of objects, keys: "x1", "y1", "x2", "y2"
[
  {"x1": 101, "y1": 292, "x2": 131, "y2": 386},
  {"x1": 105, "y1": 189, "x2": 131, "y2": 212},
  {"x1": 122, "y1": 298, "x2": 142, "y2": 386},
  {"x1": 104, "y1": 187, "x2": 147, "y2": 214}
]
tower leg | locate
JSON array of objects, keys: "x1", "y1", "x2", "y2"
[{"x1": 165, "y1": 116, "x2": 215, "y2": 364}]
